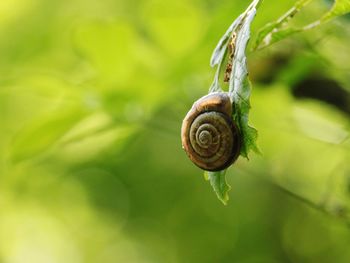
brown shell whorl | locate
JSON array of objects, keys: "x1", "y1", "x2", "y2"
[{"x1": 181, "y1": 92, "x2": 241, "y2": 171}]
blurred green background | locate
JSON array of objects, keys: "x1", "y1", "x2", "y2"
[{"x1": 0, "y1": 0, "x2": 349, "y2": 262}]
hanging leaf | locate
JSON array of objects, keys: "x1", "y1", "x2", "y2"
[
  {"x1": 209, "y1": 16, "x2": 244, "y2": 93},
  {"x1": 206, "y1": 0, "x2": 261, "y2": 204},
  {"x1": 229, "y1": 7, "x2": 260, "y2": 158},
  {"x1": 210, "y1": 15, "x2": 244, "y2": 68},
  {"x1": 204, "y1": 170, "x2": 231, "y2": 205}
]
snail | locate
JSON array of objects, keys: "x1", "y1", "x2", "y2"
[{"x1": 181, "y1": 92, "x2": 241, "y2": 171}]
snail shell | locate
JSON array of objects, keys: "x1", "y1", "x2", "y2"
[{"x1": 181, "y1": 92, "x2": 241, "y2": 171}]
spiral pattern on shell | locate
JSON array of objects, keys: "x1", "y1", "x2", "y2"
[{"x1": 181, "y1": 92, "x2": 241, "y2": 171}]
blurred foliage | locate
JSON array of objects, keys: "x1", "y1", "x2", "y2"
[{"x1": 0, "y1": 0, "x2": 349, "y2": 262}]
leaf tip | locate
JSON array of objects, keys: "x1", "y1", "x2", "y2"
[{"x1": 206, "y1": 170, "x2": 231, "y2": 205}]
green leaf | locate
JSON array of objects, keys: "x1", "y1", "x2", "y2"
[
  {"x1": 321, "y1": 0, "x2": 350, "y2": 22},
  {"x1": 256, "y1": 27, "x2": 302, "y2": 51},
  {"x1": 209, "y1": 0, "x2": 263, "y2": 94},
  {"x1": 229, "y1": 6, "x2": 260, "y2": 158},
  {"x1": 234, "y1": 80, "x2": 260, "y2": 158},
  {"x1": 209, "y1": 15, "x2": 245, "y2": 93},
  {"x1": 206, "y1": 0, "x2": 261, "y2": 203},
  {"x1": 204, "y1": 170, "x2": 231, "y2": 205},
  {"x1": 210, "y1": 2, "x2": 261, "y2": 158},
  {"x1": 254, "y1": 0, "x2": 350, "y2": 50},
  {"x1": 253, "y1": 0, "x2": 311, "y2": 50},
  {"x1": 210, "y1": 15, "x2": 244, "y2": 68}
]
